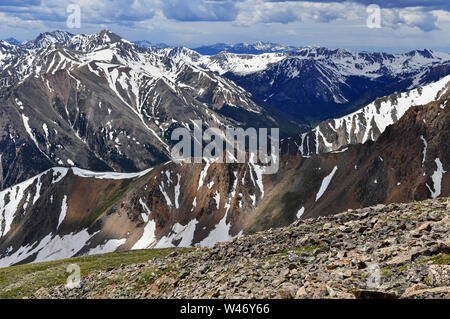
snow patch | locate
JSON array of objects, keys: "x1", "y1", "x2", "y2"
[
  {"x1": 139, "y1": 198, "x2": 151, "y2": 223},
  {"x1": 57, "y1": 195, "x2": 68, "y2": 229},
  {"x1": 132, "y1": 220, "x2": 157, "y2": 250},
  {"x1": 420, "y1": 135, "x2": 427, "y2": 167},
  {"x1": 154, "y1": 219, "x2": 199, "y2": 248},
  {"x1": 71, "y1": 167, "x2": 153, "y2": 180},
  {"x1": 87, "y1": 238, "x2": 127, "y2": 255},
  {"x1": 199, "y1": 212, "x2": 235, "y2": 247},
  {"x1": 315, "y1": 166, "x2": 338, "y2": 201},
  {"x1": 426, "y1": 158, "x2": 446, "y2": 198},
  {"x1": 296, "y1": 207, "x2": 305, "y2": 219}
]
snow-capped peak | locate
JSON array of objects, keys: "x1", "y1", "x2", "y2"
[
  {"x1": 283, "y1": 74, "x2": 450, "y2": 156},
  {"x1": 23, "y1": 31, "x2": 74, "y2": 50}
]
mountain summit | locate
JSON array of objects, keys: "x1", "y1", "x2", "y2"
[{"x1": 0, "y1": 30, "x2": 298, "y2": 189}]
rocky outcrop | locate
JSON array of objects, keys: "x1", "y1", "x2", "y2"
[{"x1": 32, "y1": 198, "x2": 450, "y2": 299}]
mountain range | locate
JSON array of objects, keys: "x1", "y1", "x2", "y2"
[
  {"x1": 0, "y1": 30, "x2": 449, "y2": 267},
  {"x1": 191, "y1": 41, "x2": 299, "y2": 55},
  {"x1": 0, "y1": 30, "x2": 301, "y2": 189},
  {"x1": 154, "y1": 44, "x2": 450, "y2": 124}
]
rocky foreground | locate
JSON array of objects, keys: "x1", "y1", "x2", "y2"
[{"x1": 34, "y1": 198, "x2": 450, "y2": 299}]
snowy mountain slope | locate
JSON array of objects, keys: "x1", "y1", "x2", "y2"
[
  {"x1": 0, "y1": 31, "x2": 298, "y2": 123},
  {"x1": 0, "y1": 158, "x2": 268, "y2": 267},
  {"x1": 0, "y1": 41, "x2": 26, "y2": 68},
  {"x1": 249, "y1": 85, "x2": 450, "y2": 230},
  {"x1": 141, "y1": 44, "x2": 450, "y2": 124},
  {"x1": 161, "y1": 45, "x2": 450, "y2": 91},
  {"x1": 1, "y1": 81, "x2": 449, "y2": 267},
  {"x1": 151, "y1": 43, "x2": 450, "y2": 83},
  {"x1": 159, "y1": 47, "x2": 286, "y2": 75},
  {"x1": 224, "y1": 47, "x2": 450, "y2": 123},
  {"x1": 3, "y1": 38, "x2": 21, "y2": 46},
  {"x1": 22, "y1": 31, "x2": 74, "y2": 50},
  {"x1": 281, "y1": 75, "x2": 450, "y2": 156},
  {"x1": 12, "y1": 31, "x2": 449, "y2": 127},
  {"x1": 0, "y1": 30, "x2": 297, "y2": 189},
  {"x1": 291, "y1": 47, "x2": 450, "y2": 82}
]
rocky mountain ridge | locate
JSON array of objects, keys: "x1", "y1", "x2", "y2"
[
  {"x1": 31, "y1": 197, "x2": 450, "y2": 299},
  {"x1": 0, "y1": 79, "x2": 448, "y2": 267},
  {"x1": 0, "y1": 30, "x2": 298, "y2": 189},
  {"x1": 4, "y1": 31, "x2": 450, "y2": 126}
]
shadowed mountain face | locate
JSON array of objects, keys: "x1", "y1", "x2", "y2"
[
  {"x1": 0, "y1": 79, "x2": 448, "y2": 267},
  {"x1": 0, "y1": 30, "x2": 301, "y2": 189},
  {"x1": 223, "y1": 49, "x2": 450, "y2": 124}
]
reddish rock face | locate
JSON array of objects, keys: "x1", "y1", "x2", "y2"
[{"x1": 0, "y1": 87, "x2": 448, "y2": 267}]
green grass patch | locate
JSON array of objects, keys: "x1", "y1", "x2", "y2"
[
  {"x1": 416, "y1": 253, "x2": 450, "y2": 265},
  {"x1": 360, "y1": 272, "x2": 370, "y2": 280},
  {"x1": 398, "y1": 265, "x2": 408, "y2": 273},
  {"x1": 381, "y1": 266, "x2": 391, "y2": 277}
]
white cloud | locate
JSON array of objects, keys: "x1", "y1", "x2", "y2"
[
  {"x1": 0, "y1": 0, "x2": 446, "y2": 32},
  {"x1": 381, "y1": 7, "x2": 439, "y2": 31},
  {"x1": 235, "y1": 1, "x2": 440, "y2": 32},
  {"x1": 0, "y1": 0, "x2": 448, "y2": 51}
]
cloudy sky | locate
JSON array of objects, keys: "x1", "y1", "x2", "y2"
[{"x1": 1, "y1": 0, "x2": 449, "y2": 52}]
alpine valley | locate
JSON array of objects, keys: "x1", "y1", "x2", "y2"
[{"x1": 0, "y1": 30, "x2": 449, "y2": 269}]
